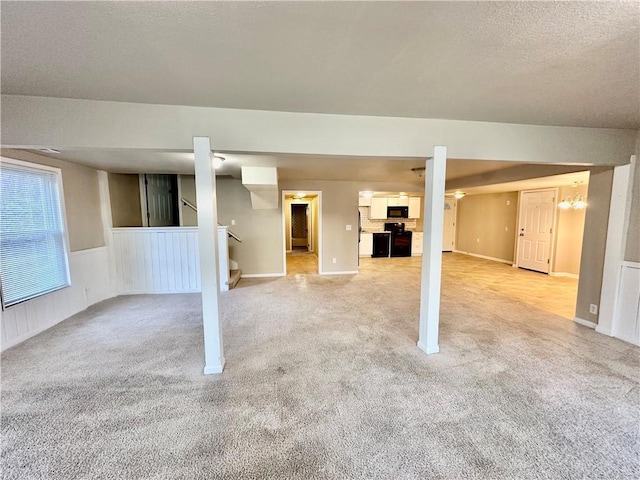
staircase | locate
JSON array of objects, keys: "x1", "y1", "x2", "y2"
[{"x1": 181, "y1": 198, "x2": 243, "y2": 290}]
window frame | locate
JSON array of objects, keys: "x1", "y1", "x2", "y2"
[{"x1": 0, "y1": 156, "x2": 72, "y2": 310}]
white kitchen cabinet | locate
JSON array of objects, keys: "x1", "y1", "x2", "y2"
[
  {"x1": 358, "y1": 196, "x2": 372, "y2": 207},
  {"x1": 408, "y1": 197, "x2": 421, "y2": 218},
  {"x1": 359, "y1": 232, "x2": 373, "y2": 257},
  {"x1": 388, "y1": 197, "x2": 409, "y2": 207},
  {"x1": 412, "y1": 232, "x2": 424, "y2": 256},
  {"x1": 370, "y1": 197, "x2": 388, "y2": 219}
]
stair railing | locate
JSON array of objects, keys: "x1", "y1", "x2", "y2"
[{"x1": 180, "y1": 197, "x2": 242, "y2": 243}]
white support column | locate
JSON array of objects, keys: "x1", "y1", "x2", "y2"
[
  {"x1": 193, "y1": 136, "x2": 225, "y2": 374},
  {"x1": 597, "y1": 156, "x2": 635, "y2": 336},
  {"x1": 418, "y1": 146, "x2": 447, "y2": 355}
]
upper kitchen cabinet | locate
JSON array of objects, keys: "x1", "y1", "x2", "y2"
[
  {"x1": 387, "y1": 197, "x2": 409, "y2": 207},
  {"x1": 370, "y1": 197, "x2": 388, "y2": 219},
  {"x1": 358, "y1": 196, "x2": 372, "y2": 207},
  {"x1": 408, "y1": 197, "x2": 421, "y2": 218}
]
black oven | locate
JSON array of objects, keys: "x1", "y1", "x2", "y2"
[{"x1": 387, "y1": 206, "x2": 408, "y2": 218}]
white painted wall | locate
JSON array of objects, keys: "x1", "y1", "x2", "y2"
[
  {"x1": 1, "y1": 247, "x2": 113, "y2": 351},
  {"x1": 111, "y1": 227, "x2": 235, "y2": 294},
  {"x1": 613, "y1": 262, "x2": 640, "y2": 346},
  {"x1": 112, "y1": 228, "x2": 201, "y2": 294}
]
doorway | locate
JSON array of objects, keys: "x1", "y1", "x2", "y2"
[
  {"x1": 282, "y1": 191, "x2": 322, "y2": 275},
  {"x1": 442, "y1": 199, "x2": 456, "y2": 252},
  {"x1": 142, "y1": 174, "x2": 179, "y2": 227},
  {"x1": 291, "y1": 204, "x2": 310, "y2": 251}
]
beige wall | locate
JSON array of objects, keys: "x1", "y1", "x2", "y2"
[
  {"x1": 624, "y1": 131, "x2": 640, "y2": 262},
  {"x1": 216, "y1": 179, "x2": 283, "y2": 275},
  {"x1": 281, "y1": 180, "x2": 360, "y2": 273},
  {"x1": 1, "y1": 149, "x2": 104, "y2": 251},
  {"x1": 179, "y1": 175, "x2": 198, "y2": 227},
  {"x1": 552, "y1": 184, "x2": 588, "y2": 276},
  {"x1": 108, "y1": 173, "x2": 142, "y2": 227},
  {"x1": 455, "y1": 192, "x2": 519, "y2": 262},
  {"x1": 576, "y1": 168, "x2": 614, "y2": 322}
]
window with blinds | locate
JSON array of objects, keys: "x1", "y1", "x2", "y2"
[{"x1": 0, "y1": 158, "x2": 71, "y2": 308}]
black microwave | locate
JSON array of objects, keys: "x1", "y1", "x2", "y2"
[{"x1": 387, "y1": 206, "x2": 408, "y2": 218}]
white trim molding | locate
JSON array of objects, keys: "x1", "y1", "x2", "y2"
[
  {"x1": 549, "y1": 272, "x2": 580, "y2": 280},
  {"x1": 320, "y1": 271, "x2": 358, "y2": 276},
  {"x1": 241, "y1": 273, "x2": 286, "y2": 278},
  {"x1": 453, "y1": 250, "x2": 513, "y2": 265},
  {"x1": 574, "y1": 317, "x2": 597, "y2": 329}
]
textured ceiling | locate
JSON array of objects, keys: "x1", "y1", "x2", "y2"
[{"x1": 2, "y1": 1, "x2": 639, "y2": 128}]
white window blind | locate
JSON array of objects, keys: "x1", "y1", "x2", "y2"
[{"x1": 0, "y1": 160, "x2": 70, "y2": 308}]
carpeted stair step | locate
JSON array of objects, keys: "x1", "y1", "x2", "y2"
[{"x1": 229, "y1": 269, "x2": 242, "y2": 289}]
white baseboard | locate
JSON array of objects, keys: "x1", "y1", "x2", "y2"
[
  {"x1": 417, "y1": 341, "x2": 440, "y2": 354},
  {"x1": 116, "y1": 289, "x2": 200, "y2": 295},
  {"x1": 320, "y1": 270, "x2": 358, "y2": 276},
  {"x1": 453, "y1": 250, "x2": 513, "y2": 265},
  {"x1": 574, "y1": 317, "x2": 597, "y2": 329},
  {"x1": 595, "y1": 324, "x2": 612, "y2": 336},
  {"x1": 241, "y1": 272, "x2": 286, "y2": 278},
  {"x1": 203, "y1": 360, "x2": 225, "y2": 375},
  {"x1": 550, "y1": 272, "x2": 579, "y2": 279}
]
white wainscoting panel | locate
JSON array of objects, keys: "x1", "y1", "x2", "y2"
[
  {"x1": 1, "y1": 246, "x2": 113, "y2": 351},
  {"x1": 613, "y1": 262, "x2": 640, "y2": 346},
  {"x1": 112, "y1": 227, "x2": 201, "y2": 294}
]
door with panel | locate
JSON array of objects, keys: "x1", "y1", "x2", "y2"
[
  {"x1": 145, "y1": 174, "x2": 179, "y2": 227},
  {"x1": 442, "y1": 200, "x2": 455, "y2": 252},
  {"x1": 517, "y1": 189, "x2": 556, "y2": 273}
]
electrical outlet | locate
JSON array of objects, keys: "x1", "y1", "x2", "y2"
[
  {"x1": 477, "y1": 238, "x2": 480, "y2": 243},
  {"x1": 589, "y1": 304, "x2": 598, "y2": 315},
  {"x1": 332, "y1": 257, "x2": 337, "y2": 264},
  {"x1": 346, "y1": 225, "x2": 352, "y2": 231},
  {"x1": 505, "y1": 226, "x2": 508, "y2": 232},
  {"x1": 506, "y1": 200, "x2": 510, "y2": 206},
  {"x1": 231, "y1": 219, "x2": 236, "y2": 225}
]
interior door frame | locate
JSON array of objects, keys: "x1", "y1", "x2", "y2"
[
  {"x1": 514, "y1": 188, "x2": 558, "y2": 272},
  {"x1": 139, "y1": 174, "x2": 149, "y2": 227},
  {"x1": 281, "y1": 190, "x2": 322, "y2": 275}
]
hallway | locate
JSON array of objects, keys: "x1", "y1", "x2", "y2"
[{"x1": 286, "y1": 250, "x2": 318, "y2": 276}]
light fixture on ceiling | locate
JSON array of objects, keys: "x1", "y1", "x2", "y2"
[
  {"x1": 410, "y1": 158, "x2": 433, "y2": 178},
  {"x1": 558, "y1": 181, "x2": 587, "y2": 209},
  {"x1": 411, "y1": 167, "x2": 425, "y2": 178},
  {"x1": 297, "y1": 192, "x2": 306, "y2": 198},
  {"x1": 213, "y1": 155, "x2": 225, "y2": 169},
  {"x1": 454, "y1": 191, "x2": 466, "y2": 199},
  {"x1": 361, "y1": 191, "x2": 373, "y2": 198},
  {"x1": 558, "y1": 194, "x2": 587, "y2": 210}
]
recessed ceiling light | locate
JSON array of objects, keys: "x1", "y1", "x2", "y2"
[
  {"x1": 454, "y1": 191, "x2": 466, "y2": 199},
  {"x1": 297, "y1": 192, "x2": 306, "y2": 198}
]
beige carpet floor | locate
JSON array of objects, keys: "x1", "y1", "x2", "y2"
[{"x1": 1, "y1": 256, "x2": 638, "y2": 479}]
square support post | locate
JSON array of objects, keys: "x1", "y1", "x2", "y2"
[
  {"x1": 418, "y1": 146, "x2": 447, "y2": 355},
  {"x1": 193, "y1": 136, "x2": 225, "y2": 374}
]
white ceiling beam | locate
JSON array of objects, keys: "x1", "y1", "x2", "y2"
[{"x1": 1, "y1": 95, "x2": 636, "y2": 166}]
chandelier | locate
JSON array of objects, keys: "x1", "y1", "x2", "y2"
[{"x1": 558, "y1": 194, "x2": 587, "y2": 210}]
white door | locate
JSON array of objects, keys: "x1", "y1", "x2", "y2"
[
  {"x1": 517, "y1": 189, "x2": 556, "y2": 273},
  {"x1": 145, "y1": 174, "x2": 177, "y2": 227},
  {"x1": 442, "y1": 200, "x2": 455, "y2": 252}
]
